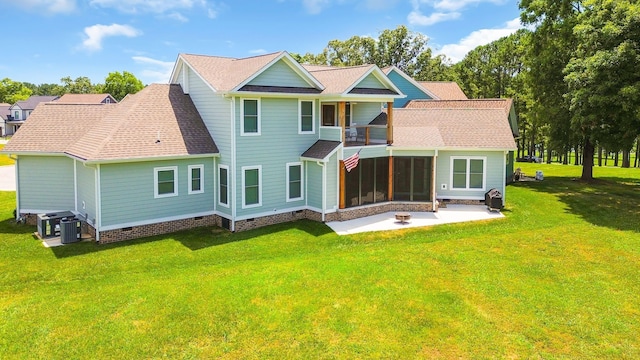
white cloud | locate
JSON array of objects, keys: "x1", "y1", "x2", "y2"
[
  {"x1": 132, "y1": 56, "x2": 175, "y2": 84},
  {"x1": 407, "y1": 10, "x2": 460, "y2": 26},
  {"x1": 433, "y1": 0, "x2": 506, "y2": 12},
  {"x1": 302, "y1": 0, "x2": 330, "y2": 14},
  {"x1": 437, "y1": 17, "x2": 523, "y2": 62},
  {"x1": 166, "y1": 12, "x2": 189, "y2": 22},
  {"x1": 81, "y1": 24, "x2": 142, "y2": 51},
  {"x1": 4, "y1": 0, "x2": 76, "y2": 14}
]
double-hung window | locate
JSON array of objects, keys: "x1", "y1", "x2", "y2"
[
  {"x1": 241, "y1": 98, "x2": 260, "y2": 135},
  {"x1": 451, "y1": 157, "x2": 486, "y2": 190},
  {"x1": 218, "y1": 165, "x2": 229, "y2": 207},
  {"x1": 188, "y1": 165, "x2": 204, "y2": 194},
  {"x1": 242, "y1": 166, "x2": 262, "y2": 208},
  {"x1": 299, "y1": 100, "x2": 314, "y2": 134},
  {"x1": 154, "y1": 166, "x2": 178, "y2": 198},
  {"x1": 286, "y1": 162, "x2": 303, "y2": 201}
]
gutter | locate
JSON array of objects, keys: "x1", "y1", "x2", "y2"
[{"x1": 316, "y1": 161, "x2": 326, "y2": 222}]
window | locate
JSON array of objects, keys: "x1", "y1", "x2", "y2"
[
  {"x1": 188, "y1": 165, "x2": 204, "y2": 194},
  {"x1": 241, "y1": 98, "x2": 260, "y2": 135},
  {"x1": 451, "y1": 157, "x2": 486, "y2": 190},
  {"x1": 299, "y1": 100, "x2": 314, "y2": 133},
  {"x1": 286, "y1": 163, "x2": 303, "y2": 201},
  {"x1": 154, "y1": 166, "x2": 178, "y2": 198},
  {"x1": 218, "y1": 165, "x2": 229, "y2": 207},
  {"x1": 242, "y1": 166, "x2": 262, "y2": 208},
  {"x1": 14, "y1": 111, "x2": 19, "y2": 119}
]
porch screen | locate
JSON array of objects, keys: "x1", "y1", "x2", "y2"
[
  {"x1": 344, "y1": 157, "x2": 389, "y2": 208},
  {"x1": 393, "y1": 157, "x2": 431, "y2": 201}
]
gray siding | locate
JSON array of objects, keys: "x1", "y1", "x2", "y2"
[
  {"x1": 387, "y1": 71, "x2": 432, "y2": 107},
  {"x1": 352, "y1": 102, "x2": 382, "y2": 125},
  {"x1": 234, "y1": 97, "x2": 319, "y2": 218},
  {"x1": 76, "y1": 161, "x2": 97, "y2": 225},
  {"x1": 435, "y1": 151, "x2": 505, "y2": 200},
  {"x1": 248, "y1": 60, "x2": 311, "y2": 88},
  {"x1": 306, "y1": 161, "x2": 323, "y2": 209},
  {"x1": 357, "y1": 73, "x2": 386, "y2": 89},
  {"x1": 17, "y1": 156, "x2": 75, "y2": 212},
  {"x1": 99, "y1": 159, "x2": 215, "y2": 227},
  {"x1": 325, "y1": 153, "x2": 338, "y2": 211}
]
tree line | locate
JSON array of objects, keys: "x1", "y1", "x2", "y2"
[{"x1": 0, "y1": 71, "x2": 144, "y2": 104}]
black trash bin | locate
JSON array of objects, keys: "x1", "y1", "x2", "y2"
[
  {"x1": 484, "y1": 189, "x2": 503, "y2": 211},
  {"x1": 60, "y1": 217, "x2": 81, "y2": 244}
]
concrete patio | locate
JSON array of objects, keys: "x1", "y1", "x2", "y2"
[{"x1": 326, "y1": 205, "x2": 505, "y2": 235}]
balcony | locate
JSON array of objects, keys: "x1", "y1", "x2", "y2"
[{"x1": 344, "y1": 125, "x2": 388, "y2": 146}]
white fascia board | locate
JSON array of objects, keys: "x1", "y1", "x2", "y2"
[
  {"x1": 75, "y1": 153, "x2": 220, "y2": 165},
  {"x1": 388, "y1": 66, "x2": 439, "y2": 99},
  {"x1": 344, "y1": 66, "x2": 406, "y2": 98},
  {"x1": 232, "y1": 52, "x2": 325, "y2": 92}
]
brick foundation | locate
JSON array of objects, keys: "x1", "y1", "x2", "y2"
[
  {"x1": 438, "y1": 199, "x2": 484, "y2": 207},
  {"x1": 234, "y1": 210, "x2": 309, "y2": 232},
  {"x1": 333, "y1": 202, "x2": 435, "y2": 221},
  {"x1": 98, "y1": 215, "x2": 220, "y2": 244}
]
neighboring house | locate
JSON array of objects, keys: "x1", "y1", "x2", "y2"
[
  {"x1": 6, "y1": 96, "x2": 59, "y2": 135},
  {"x1": 56, "y1": 93, "x2": 117, "y2": 104},
  {"x1": 3, "y1": 51, "x2": 517, "y2": 244},
  {"x1": 0, "y1": 103, "x2": 10, "y2": 137}
]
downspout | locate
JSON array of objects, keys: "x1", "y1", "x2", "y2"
[
  {"x1": 502, "y1": 150, "x2": 508, "y2": 204},
  {"x1": 10, "y1": 155, "x2": 19, "y2": 219},
  {"x1": 95, "y1": 164, "x2": 102, "y2": 243},
  {"x1": 213, "y1": 156, "x2": 217, "y2": 213},
  {"x1": 316, "y1": 161, "x2": 326, "y2": 222},
  {"x1": 433, "y1": 149, "x2": 438, "y2": 212},
  {"x1": 73, "y1": 160, "x2": 78, "y2": 213},
  {"x1": 230, "y1": 97, "x2": 237, "y2": 232}
]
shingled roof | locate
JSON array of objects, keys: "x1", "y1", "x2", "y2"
[
  {"x1": 404, "y1": 98, "x2": 512, "y2": 114},
  {"x1": 10, "y1": 96, "x2": 59, "y2": 110},
  {"x1": 392, "y1": 108, "x2": 516, "y2": 150},
  {"x1": 3, "y1": 84, "x2": 218, "y2": 162},
  {"x1": 417, "y1": 82, "x2": 467, "y2": 100},
  {"x1": 56, "y1": 94, "x2": 117, "y2": 104},
  {"x1": 301, "y1": 140, "x2": 341, "y2": 161}
]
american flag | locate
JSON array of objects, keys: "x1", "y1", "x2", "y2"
[{"x1": 343, "y1": 151, "x2": 360, "y2": 172}]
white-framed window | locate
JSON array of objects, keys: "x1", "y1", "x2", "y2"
[
  {"x1": 286, "y1": 162, "x2": 303, "y2": 201},
  {"x1": 218, "y1": 164, "x2": 229, "y2": 207},
  {"x1": 14, "y1": 111, "x2": 19, "y2": 120},
  {"x1": 240, "y1": 98, "x2": 261, "y2": 136},
  {"x1": 299, "y1": 100, "x2": 315, "y2": 134},
  {"x1": 450, "y1": 157, "x2": 486, "y2": 190},
  {"x1": 105, "y1": 97, "x2": 111, "y2": 104},
  {"x1": 188, "y1": 164, "x2": 204, "y2": 194},
  {"x1": 242, "y1": 165, "x2": 262, "y2": 208},
  {"x1": 154, "y1": 166, "x2": 178, "y2": 198}
]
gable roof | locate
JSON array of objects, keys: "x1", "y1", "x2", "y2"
[
  {"x1": 56, "y1": 93, "x2": 117, "y2": 104},
  {"x1": 417, "y1": 82, "x2": 467, "y2": 100},
  {"x1": 301, "y1": 140, "x2": 341, "y2": 161},
  {"x1": 405, "y1": 99, "x2": 512, "y2": 113},
  {"x1": 3, "y1": 84, "x2": 218, "y2": 162},
  {"x1": 303, "y1": 64, "x2": 402, "y2": 96},
  {"x1": 10, "y1": 96, "x2": 59, "y2": 110},
  {"x1": 392, "y1": 108, "x2": 516, "y2": 150},
  {"x1": 176, "y1": 51, "x2": 324, "y2": 93}
]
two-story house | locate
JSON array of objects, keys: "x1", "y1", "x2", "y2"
[
  {"x1": 6, "y1": 96, "x2": 59, "y2": 135},
  {"x1": 3, "y1": 51, "x2": 516, "y2": 244}
]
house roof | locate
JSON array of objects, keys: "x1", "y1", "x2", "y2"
[
  {"x1": 302, "y1": 64, "x2": 401, "y2": 96},
  {"x1": 404, "y1": 99, "x2": 512, "y2": 114},
  {"x1": 56, "y1": 93, "x2": 117, "y2": 104},
  {"x1": 392, "y1": 108, "x2": 517, "y2": 150},
  {"x1": 179, "y1": 52, "x2": 323, "y2": 93},
  {"x1": 0, "y1": 104, "x2": 10, "y2": 120},
  {"x1": 10, "y1": 96, "x2": 59, "y2": 110},
  {"x1": 3, "y1": 84, "x2": 219, "y2": 162},
  {"x1": 417, "y1": 82, "x2": 468, "y2": 100},
  {"x1": 301, "y1": 140, "x2": 341, "y2": 161}
]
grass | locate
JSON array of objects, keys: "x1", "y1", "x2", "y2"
[
  {"x1": 1, "y1": 164, "x2": 639, "y2": 358},
  {"x1": 0, "y1": 144, "x2": 15, "y2": 166}
]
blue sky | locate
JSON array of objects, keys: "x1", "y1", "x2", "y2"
[{"x1": 1, "y1": 0, "x2": 522, "y2": 86}]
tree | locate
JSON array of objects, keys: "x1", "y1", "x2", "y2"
[
  {"x1": 60, "y1": 76, "x2": 98, "y2": 94},
  {"x1": 0, "y1": 78, "x2": 32, "y2": 104},
  {"x1": 101, "y1": 71, "x2": 144, "y2": 101},
  {"x1": 564, "y1": 0, "x2": 640, "y2": 174}
]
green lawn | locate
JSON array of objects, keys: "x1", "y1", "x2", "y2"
[
  {"x1": 1, "y1": 165, "x2": 639, "y2": 359},
  {"x1": 0, "y1": 144, "x2": 15, "y2": 166}
]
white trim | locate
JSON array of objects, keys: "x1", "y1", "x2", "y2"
[
  {"x1": 95, "y1": 164, "x2": 102, "y2": 242},
  {"x1": 188, "y1": 164, "x2": 205, "y2": 194},
  {"x1": 286, "y1": 162, "x2": 304, "y2": 202},
  {"x1": 182, "y1": 64, "x2": 190, "y2": 94},
  {"x1": 71, "y1": 153, "x2": 219, "y2": 165},
  {"x1": 449, "y1": 156, "x2": 487, "y2": 191},
  {"x1": 20, "y1": 209, "x2": 75, "y2": 215},
  {"x1": 154, "y1": 166, "x2": 179, "y2": 198},
  {"x1": 100, "y1": 210, "x2": 216, "y2": 232},
  {"x1": 242, "y1": 165, "x2": 262, "y2": 208},
  {"x1": 218, "y1": 164, "x2": 230, "y2": 208},
  {"x1": 344, "y1": 66, "x2": 405, "y2": 98},
  {"x1": 240, "y1": 98, "x2": 261, "y2": 136},
  {"x1": 232, "y1": 52, "x2": 325, "y2": 91},
  {"x1": 298, "y1": 99, "x2": 315, "y2": 134},
  {"x1": 231, "y1": 98, "x2": 237, "y2": 231},
  {"x1": 14, "y1": 157, "x2": 20, "y2": 217},
  {"x1": 170, "y1": 55, "x2": 219, "y2": 92},
  {"x1": 73, "y1": 160, "x2": 78, "y2": 212}
]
